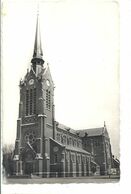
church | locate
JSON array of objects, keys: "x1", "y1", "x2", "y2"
[{"x1": 13, "y1": 13, "x2": 113, "y2": 177}]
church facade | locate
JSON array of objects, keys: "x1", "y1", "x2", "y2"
[{"x1": 13, "y1": 14, "x2": 113, "y2": 177}]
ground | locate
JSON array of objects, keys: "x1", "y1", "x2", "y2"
[{"x1": 4, "y1": 175, "x2": 120, "y2": 184}]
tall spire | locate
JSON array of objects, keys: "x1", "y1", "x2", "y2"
[{"x1": 31, "y1": 11, "x2": 44, "y2": 65}]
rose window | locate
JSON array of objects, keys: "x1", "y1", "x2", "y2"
[{"x1": 25, "y1": 131, "x2": 36, "y2": 144}]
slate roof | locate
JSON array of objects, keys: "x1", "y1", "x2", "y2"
[
  {"x1": 56, "y1": 122, "x2": 109, "y2": 139},
  {"x1": 56, "y1": 122, "x2": 77, "y2": 135},
  {"x1": 65, "y1": 146, "x2": 91, "y2": 155},
  {"x1": 50, "y1": 137, "x2": 65, "y2": 147},
  {"x1": 50, "y1": 138, "x2": 91, "y2": 155},
  {"x1": 76, "y1": 127, "x2": 105, "y2": 137}
]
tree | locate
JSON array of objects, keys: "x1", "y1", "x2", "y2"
[{"x1": 2, "y1": 144, "x2": 14, "y2": 176}]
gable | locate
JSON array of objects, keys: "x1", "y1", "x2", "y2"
[
  {"x1": 24, "y1": 68, "x2": 36, "y2": 82},
  {"x1": 50, "y1": 137, "x2": 65, "y2": 148},
  {"x1": 20, "y1": 142, "x2": 36, "y2": 161},
  {"x1": 50, "y1": 138, "x2": 65, "y2": 164},
  {"x1": 42, "y1": 64, "x2": 54, "y2": 88}
]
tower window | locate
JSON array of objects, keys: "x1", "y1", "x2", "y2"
[
  {"x1": 26, "y1": 90, "x2": 29, "y2": 115},
  {"x1": 30, "y1": 89, "x2": 33, "y2": 114},
  {"x1": 25, "y1": 88, "x2": 36, "y2": 116},
  {"x1": 33, "y1": 88, "x2": 36, "y2": 114},
  {"x1": 46, "y1": 89, "x2": 51, "y2": 110}
]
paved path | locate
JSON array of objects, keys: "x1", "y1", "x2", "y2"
[{"x1": 4, "y1": 176, "x2": 120, "y2": 184}]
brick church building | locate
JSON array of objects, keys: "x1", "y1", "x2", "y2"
[{"x1": 13, "y1": 14, "x2": 113, "y2": 177}]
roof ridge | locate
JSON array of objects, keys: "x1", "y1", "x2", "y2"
[{"x1": 77, "y1": 127, "x2": 104, "y2": 131}]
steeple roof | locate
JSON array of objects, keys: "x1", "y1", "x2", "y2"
[{"x1": 31, "y1": 13, "x2": 44, "y2": 64}]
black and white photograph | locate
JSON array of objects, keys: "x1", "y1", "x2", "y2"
[{"x1": 2, "y1": 0, "x2": 130, "y2": 193}]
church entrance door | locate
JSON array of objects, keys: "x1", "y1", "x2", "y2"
[{"x1": 25, "y1": 162, "x2": 33, "y2": 175}]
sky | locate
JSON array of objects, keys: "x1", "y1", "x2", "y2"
[{"x1": 2, "y1": 0, "x2": 119, "y2": 158}]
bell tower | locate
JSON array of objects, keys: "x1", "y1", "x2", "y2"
[{"x1": 13, "y1": 12, "x2": 56, "y2": 177}]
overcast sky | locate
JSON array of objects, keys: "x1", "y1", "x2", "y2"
[{"x1": 2, "y1": 0, "x2": 119, "y2": 158}]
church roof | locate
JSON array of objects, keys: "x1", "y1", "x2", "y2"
[
  {"x1": 65, "y1": 145, "x2": 91, "y2": 155},
  {"x1": 50, "y1": 138, "x2": 91, "y2": 155},
  {"x1": 76, "y1": 127, "x2": 105, "y2": 137},
  {"x1": 56, "y1": 122, "x2": 109, "y2": 139},
  {"x1": 20, "y1": 142, "x2": 36, "y2": 157},
  {"x1": 56, "y1": 123, "x2": 77, "y2": 135},
  {"x1": 50, "y1": 137, "x2": 65, "y2": 148}
]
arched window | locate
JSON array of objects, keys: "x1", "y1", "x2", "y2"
[
  {"x1": 72, "y1": 139, "x2": 75, "y2": 146},
  {"x1": 77, "y1": 155, "x2": 81, "y2": 164},
  {"x1": 56, "y1": 133, "x2": 61, "y2": 142},
  {"x1": 66, "y1": 151, "x2": 70, "y2": 161},
  {"x1": 30, "y1": 89, "x2": 33, "y2": 114},
  {"x1": 71, "y1": 153, "x2": 75, "y2": 163},
  {"x1": 69, "y1": 138, "x2": 72, "y2": 146},
  {"x1": 78, "y1": 140, "x2": 82, "y2": 148},
  {"x1": 46, "y1": 90, "x2": 51, "y2": 110},
  {"x1": 54, "y1": 154, "x2": 58, "y2": 163},
  {"x1": 33, "y1": 88, "x2": 36, "y2": 114},
  {"x1": 77, "y1": 140, "x2": 82, "y2": 148},
  {"x1": 26, "y1": 90, "x2": 29, "y2": 115},
  {"x1": 74, "y1": 139, "x2": 77, "y2": 147},
  {"x1": 67, "y1": 137, "x2": 69, "y2": 145},
  {"x1": 82, "y1": 156, "x2": 86, "y2": 164},
  {"x1": 61, "y1": 135, "x2": 63, "y2": 144},
  {"x1": 26, "y1": 88, "x2": 36, "y2": 115},
  {"x1": 63, "y1": 135, "x2": 66, "y2": 144}
]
